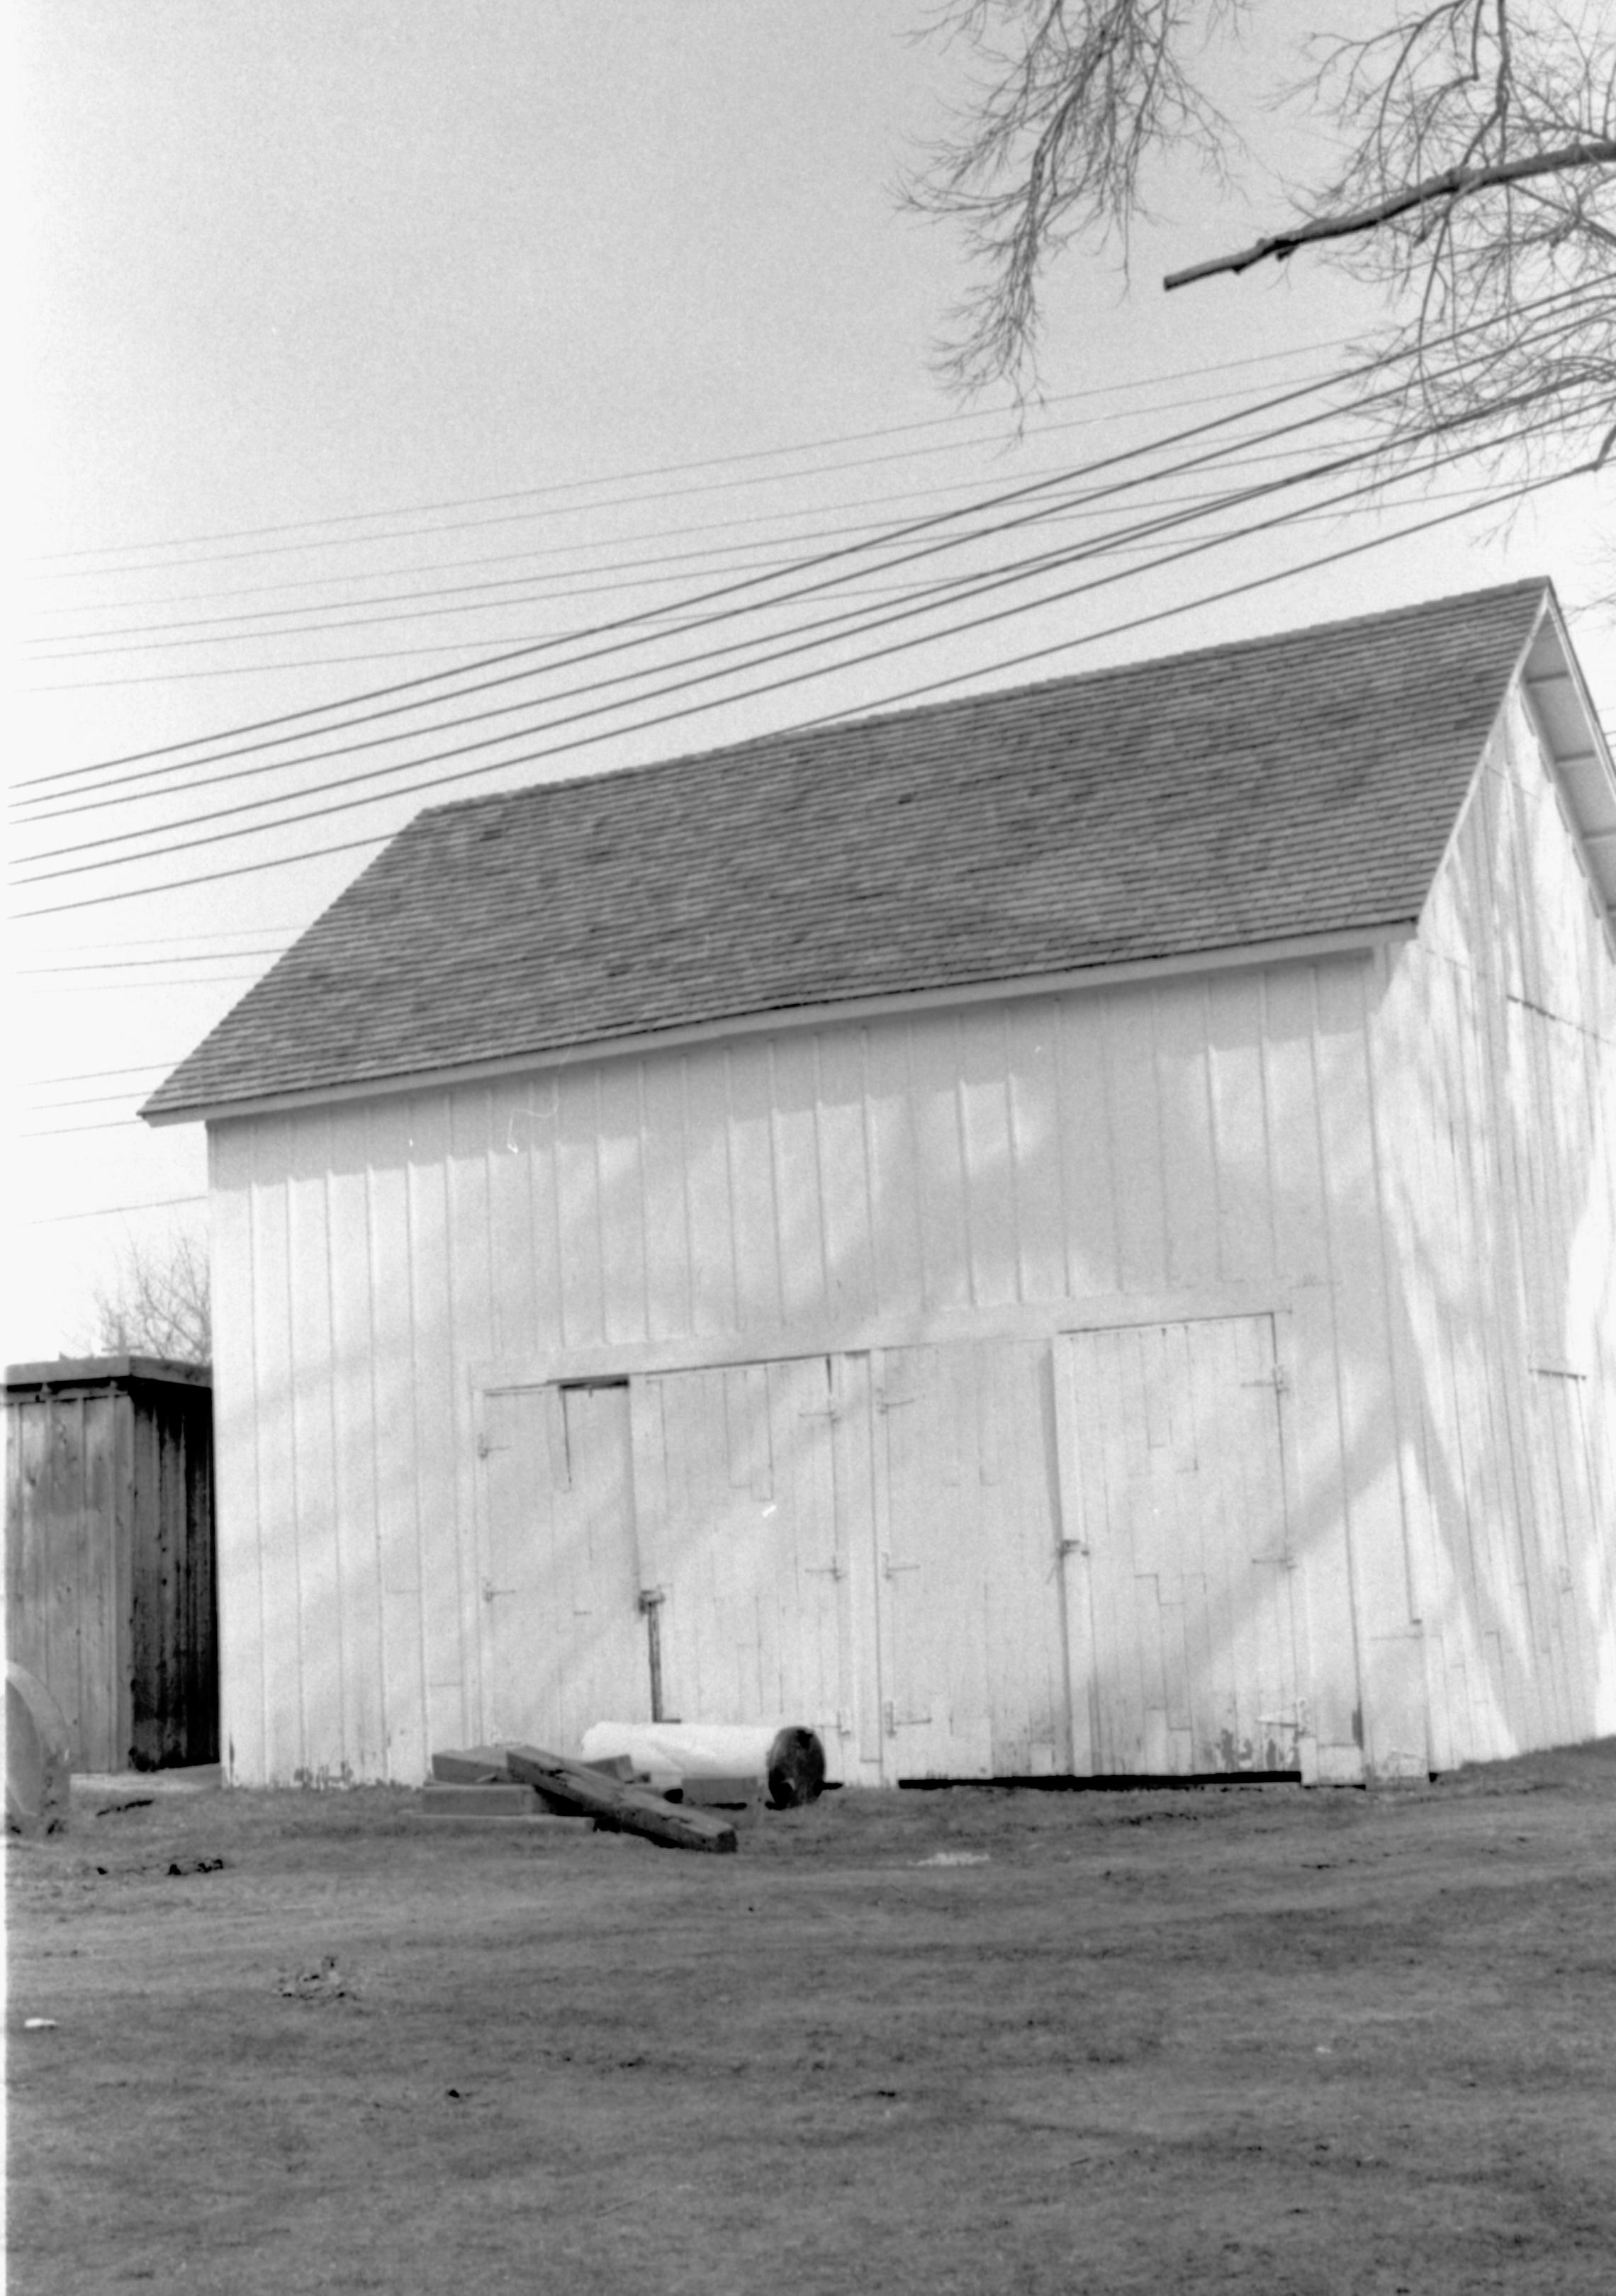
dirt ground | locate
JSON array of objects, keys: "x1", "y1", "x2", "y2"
[{"x1": 9, "y1": 1745, "x2": 1616, "y2": 2296}]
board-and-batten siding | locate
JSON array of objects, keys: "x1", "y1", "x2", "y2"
[
  {"x1": 1371, "y1": 692, "x2": 1616, "y2": 1773},
  {"x1": 209, "y1": 953, "x2": 1396, "y2": 1786}
]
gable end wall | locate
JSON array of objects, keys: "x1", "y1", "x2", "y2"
[{"x1": 1370, "y1": 683, "x2": 1616, "y2": 1769}]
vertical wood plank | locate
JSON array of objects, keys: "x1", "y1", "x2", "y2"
[
  {"x1": 328, "y1": 1105, "x2": 386, "y2": 1777},
  {"x1": 683, "y1": 1049, "x2": 739, "y2": 1337},
  {"x1": 1006, "y1": 1000, "x2": 1065, "y2": 1305},
  {"x1": 408, "y1": 1095, "x2": 471, "y2": 1761},
  {"x1": 1106, "y1": 989, "x2": 1169, "y2": 1292},
  {"x1": 597, "y1": 1063, "x2": 649, "y2": 1346},
  {"x1": 556, "y1": 1067, "x2": 606, "y2": 1349},
  {"x1": 1155, "y1": 981, "x2": 1218, "y2": 1289},
  {"x1": 487, "y1": 1082, "x2": 541, "y2": 1360},
  {"x1": 210, "y1": 1121, "x2": 264, "y2": 1784},
  {"x1": 289, "y1": 1113, "x2": 344, "y2": 1779},
  {"x1": 817, "y1": 1030, "x2": 876, "y2": 1324},
  {"x1": 1055, "y1": 993, "x2": 1120, "y2": 1298},
  {"x1": 365, "y1": 1099, "x2": 427, "y2": 1784},
  {"x1": 862, "y1": 1019, "x2": 924, "y2": 1320},
  {"x1": 958, "y1": 1009, "x2": 1017, "y2": 1308},
  {"x1": 770, "y1": 1037, "x2": 829, "y2": 1326},
  {"x1": 727, "y1": 1039, "x2": 785, "y2": 1335},
  {"x1": 639, "y1": 1059, "x2": 692, "y2": 1344},
  {"x1": 908, "y1": 1011, "x2": 970, "y2": 1311},
  {"x1": 1206, "y1": 971, "x2": 1273, "y2": 1283},
  {"x1": 250, "y1": 1118, "x2": 305, "y2": 1784}
]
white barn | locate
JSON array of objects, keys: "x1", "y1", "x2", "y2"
[{"x1": 145, "y1": 580, "x2": 1616, "y2": 1789}]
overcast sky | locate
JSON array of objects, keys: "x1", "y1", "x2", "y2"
[{"x1": 8, "y1": 1, "x2": 1610, "y2": 1360}]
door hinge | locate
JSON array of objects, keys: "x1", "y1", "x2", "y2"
[
  {"x1": 805, "y1": 1557, "x2": 846, "y2": 1580},
  {"x1": 880, "y1": 1550, "x2": 921, "y2": 1580},
  {"x1": 481, "y1": 1577, "x2": 516, "y2": 1604},
  {"x1": 883, "y1": 1698, "x2": 933, "y2": 1735},
  {"x1": 1057, "y1": 1536, "x2": 1089, "y2": 1558},
  {"x1": 1242, "y1": 1363, "x2": 1289, "y2": 1395}
]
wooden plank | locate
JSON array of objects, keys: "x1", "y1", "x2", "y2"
[
  {"x1": 289, "y1": 1112, "x2": 346, "y2": 1776},
  {"x1": 597, "y1": 1061, "x2": 649, "y2": 1346},
  {"x1": 1106, "y1": 989, "x2": 1169, "y2": 1291},
  {"x1": 82, "y1": 1392, "x2": 122, "y2": 1774},
  {"x1": 328, "y1": 1104, "x2": 387, "y2": 1778},
  {"x1": 1055, "y1": 992, "x2": 1120, "y2": 1296},
  {"x1": 366, "y1": 1099, "x2": 428, "y2": 1784},
  {"x1": 639, "y1": 1058, "x2": 692, "y2": 1343},
  {"x1": 209, "y1": 1121, "x2": 264, "y2": 1784},
  {"x1": 1006, "y1": 999, "x2": 1065, "y2": 1305},
  {"x1": 505, "y1": 1744, "x2": 737, "y2": 1852},
  {"x1": 770, "y1": 1035, "x2": 828, "y2": 1325},
  {"x1": 862, "y1": 1017, "x2": 925, "y2": 1318},
  {"x1": 487, "y1": 1084, "x2": 542, "y2": 1359},
  {"x1": 556, "y1": 1066, "x2": 607, "y2": 1349},
  {"x1": 816, "y1": 1028, "x2": 876, "y2": 1323},
  {"x1": 727, "y1": 1039, "x2": 785, "y2": 1334},
  {"x1": 907, "y1": 1012, "x2": 970, "y2": 1312},
  {"x1": 1206, "y1": 971, "x2": 1273, "y2": 1284},
  {"x1": 830, "y1": 1350, "x2": 883, "y2": 1784},
  {"x1": 958, "y1": 1008, "x2": 1016, "y2": 1307},
  {"x1": 406, "y1": 1095, "x2": 472, "y2": 1762},
  {"x1": 1155, "y1": 981, "x2": 1218, "y2": 1290}
]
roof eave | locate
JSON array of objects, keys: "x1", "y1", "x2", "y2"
[{"x1": 142, "y1": 920, "x2": 1418, "y2": 1130}]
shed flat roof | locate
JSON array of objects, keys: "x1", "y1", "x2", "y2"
[{"x1": 144, "y1": 580, "x2": 1552, "y2": 1121}]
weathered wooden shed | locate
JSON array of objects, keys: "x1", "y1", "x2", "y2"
[
  {"x1": 143, "y1": 580, "x2": 1616, "y2": 1789},
  {"x1": 4, "y1": 1357, "x2": 218, "y2": 1772}
]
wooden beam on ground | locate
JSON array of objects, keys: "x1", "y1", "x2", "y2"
[{"x1": 504, "y1": 1745, "x2": 738, "y2": 1853}]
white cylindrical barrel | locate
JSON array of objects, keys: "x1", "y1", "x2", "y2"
[{"x1": 579, "y1": 1721, "x2": 826, "y2": 1806}]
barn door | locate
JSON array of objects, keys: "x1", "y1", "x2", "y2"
[
  {"x1": 478, "y1": 1381, "x2": 651, "y2": 1752},
  {"x1": 870, "y1": 1340, "x2": 1067, "y2": 1781},
  {"x1": 1053, "y1": 1315, "x2": 1303, "y2": 1776},
  {"x1": 629, "y1": 1356, "x2": 856, "y2": 1773}
]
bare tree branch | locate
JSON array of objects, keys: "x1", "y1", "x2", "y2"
[
  {"x1": 1164, "y1": 135, "x2": 1616, "y2": 286},
  {"x1": 82, "y1": 1231, "x2": 212, "y2": 1365},
  {"x1": 908, "y1": 0, "x2": 1616, "y2": 471}
]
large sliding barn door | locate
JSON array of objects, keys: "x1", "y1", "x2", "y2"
[
  {"x1": 1054, "y1": 1315, "x2": 1303, "y2": 1776},
  {"x1": 478, "y1": 1381, "x2": 651, "y2": 1750}
]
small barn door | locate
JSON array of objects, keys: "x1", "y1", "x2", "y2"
[
  {"x1": 629, "y1": 1356, "x2": 855, "y2": 1771},
  {"x1": 871, "y1": 1340, "x2": 1068, "y2": 1781},
  {"x1": 478, "y1": 1381, "x2": 651, "y2": 1752},
  {"x1": 1053, "y1": 1315, "x2": 1303, "y2": 1776}
]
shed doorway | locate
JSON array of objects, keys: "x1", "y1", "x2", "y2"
[
  {"x1": 631, "y1": 1355, "x2": 860, "y2": 1775},
  {"x1": 870, "y1": 1340, "x2": 1067, "y2": 1780},
  {"x1": 478, "y1": 1380, "x2": 651, "y2": 1751},
  {"x1": 1053, "y1": 1315, "x2": 1306, "y2": 1776}
]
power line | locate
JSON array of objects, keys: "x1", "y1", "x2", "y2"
[
  {"x1": 21, "y1": 439, "x2": 1348, "y2": 653},
  {"x1": 10, "y1": 381, "x2": 1588, "y2": 875},
  {"x1": 23, "y1": 339, "x2": 1527, "y2": 834},
  {"x1": 8, "y1": 427, "x2": 1444, "y2": 870},
  {"x1": 13, "y1": 950, "x2": 286, "y2": 974},
  {"x1": 18, "y1": 427, "x2": 1398, "y2": 843},
  {"x1": 26, "y1": 332, "x2": 1359, "y2": 568},
  {"x1": 19, "y1": 285, "x2": 1588, "y2": 804},
  {"x1": 13, "y1": 1059, "x2": 190, "y2": 1087},
  {"x1": 11, "y1": 449, "x2": 1585, "y2": 923},
  {"x1": 19, "y1": 474, "x2": 1531, "y2": 694},
  {"x1": 15, "y1": 356, "x2": 1375, "y2": 792},
  {"x1": 792, "y1": 466, "x2": 1585, "y2": 731},
  {"x1": 26, "y1": 1195, "x2": 207, "y2": 1225}
]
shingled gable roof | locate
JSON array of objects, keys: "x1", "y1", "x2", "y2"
[{"x1": 144, "y1": 578, "x2": 1559, "y2": 1123}]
